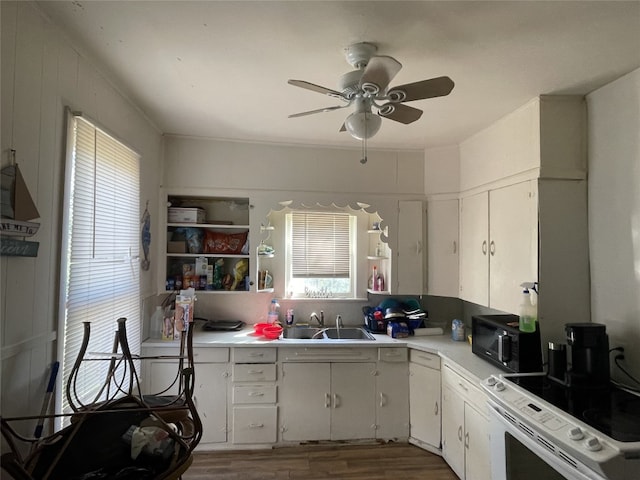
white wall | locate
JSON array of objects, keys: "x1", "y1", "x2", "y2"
[
  {"x1": 0, "y1": 1, "x2": 162, "y2": 421},
  {"x1": 162, "y1": 135, "x2": 426, "y2": 323},
  {"x1": 587, "y1": 68, "x2": 640, "y2": 383}
]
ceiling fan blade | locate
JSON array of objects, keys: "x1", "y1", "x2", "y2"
[
  {"x1": 288, "y1": 79, "x2": 344, "y2": 99},
  {"x1": 288, "y1": 105, "x2": 347, "y2": 118},
  {"x1": 378, "y1": 103, "x2": 423, "y2": 124},
  {"x1": 360, "y1": 56, "x2": 402, "y2": 94},
  {"x1": 387, "y1": 76, "x2": 455, "y2": 102}
]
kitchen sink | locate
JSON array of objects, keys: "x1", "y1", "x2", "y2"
[
  {"x1": 281, "y1": 327, "x2": 325, "y2": 339},
  {"x1": 280, "y1": 326, "x2": 375, "y2": 341},
  {"x1": 322, "y1": 328, "x2": 375, "y2": 340}
]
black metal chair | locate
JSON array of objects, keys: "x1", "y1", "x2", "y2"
[{"x1": 1, "y1": 317, "x2": 202, "y2": 480}]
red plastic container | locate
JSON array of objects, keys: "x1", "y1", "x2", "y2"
[
  {"x1": 253, "y1": 322, "x2": 271, "y2": 335},
  {"x1": 262, "y1": 325, "x2": 283, "y2": 340}
]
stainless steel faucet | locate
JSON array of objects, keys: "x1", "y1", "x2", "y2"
[
  {"x1": 309, "y1": 311, "x2": 324, "y2": 327},
  {"x1": 336, "y1": 314, "x2": 344, "y2": 330}
]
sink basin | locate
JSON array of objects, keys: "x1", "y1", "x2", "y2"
[
  {"x1": 322, "y1": 327, "x2": 376, "y2": 340},
  {"x1": 280, "y1": 326, "x2": 375, "y2": 341},
  {"x1": 281, "y1": 327, "x2": 325, "y2": 339}
]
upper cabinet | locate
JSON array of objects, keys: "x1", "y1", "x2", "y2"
[
  {"x1": 459, "y1": 181, "x2": 537, "y2": 314},
  {"x1": 457, "y1": 95, "x2": 590, "y2": 347},
  {"x1": 161, "y1": 193, "x2": 252, "y2": 293},
  {"x1": 396, "y1": 200, "x2": 426, "y2": 295}
]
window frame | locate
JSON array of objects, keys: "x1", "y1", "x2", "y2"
[{"x1": 56, "y1": 110, "x2": 141, "y2": 426}]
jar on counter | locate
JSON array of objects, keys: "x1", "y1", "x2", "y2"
[{"x1": 451, "y1": 319, "x2": 465, "y2": 341}]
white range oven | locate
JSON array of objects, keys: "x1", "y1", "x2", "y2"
[{"x1": 482, "y1": 373, "x2": 640, "y2": 480}]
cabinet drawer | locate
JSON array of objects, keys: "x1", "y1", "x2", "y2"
[
  {"x1": 233, "y1": 363, "x2": 277, "y2": 382},
  {"x1": 193, "y1": 348, "x2": 229, "y2": 363},
  {"x1": 232, "y1": 406, "x2": 278, "y2": 444},
  {"x1": 409, "y1": 350, "x2": 440, "y2": 370},
  {"x1": 233, "y1": 347, "x2": 277, "y2": 363},
  {"x1": 233, "y1": 385, "x2": 277, "y2": 404},
  {"x1": 442, "y1": 363, "x2": 484, "y2": 407},
  {"x1": 378, "y1": 347, "x2": 408, "y2": 362}
]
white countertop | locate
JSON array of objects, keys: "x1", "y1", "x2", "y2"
[{"x1": 142, "y1": 325, "x2": 502, "y2": 384}]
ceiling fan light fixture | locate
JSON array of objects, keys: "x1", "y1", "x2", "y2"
[
  {"x1": 344, "y1": 110, "x2": 382, "y2": 140},
  {"x1": 361, "y1": 82, "x2": 380, "y2": 95}
]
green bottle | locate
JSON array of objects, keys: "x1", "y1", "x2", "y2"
[{"x1": 518, "y1": 289, "x2": 537, "y2": 333}]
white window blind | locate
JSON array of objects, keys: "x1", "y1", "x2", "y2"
[
  {"x1": 57, "y1": 112, "x2": 141, "y2": 421},
  {"x1": 290, "y1": 211, "x2": 351, "y2": 278}
]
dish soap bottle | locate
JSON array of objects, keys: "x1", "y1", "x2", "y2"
[{"x1": 518, "y1": 288, "x2": 537, "y2": 333}]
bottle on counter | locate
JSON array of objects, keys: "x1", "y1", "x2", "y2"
[
  {"x1": 268, "y1": 298, "x2": 280, "y2": 324},
  {"x1": 518, "y1": 288, "x2": 537, "y2": 333}
]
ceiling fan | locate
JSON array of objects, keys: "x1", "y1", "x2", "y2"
[{"x1": 288, "y1": 42, "x2": 454, "y2": 141}]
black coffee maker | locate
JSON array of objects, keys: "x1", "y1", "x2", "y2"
[{"x1": 547, "y1": 323, "x2": 610, "y2": 388}]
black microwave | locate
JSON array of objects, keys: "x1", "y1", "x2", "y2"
[{"x1": 471, "y1": 314, "x2": 542, "y2": 373}]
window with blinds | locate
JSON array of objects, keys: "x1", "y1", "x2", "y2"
[
  {"x1": 57, "y1": 112, "x2": 141, "y2": 423},
  {"x1": 286, "y1": 211, "x2": 355, "y2": 298}
]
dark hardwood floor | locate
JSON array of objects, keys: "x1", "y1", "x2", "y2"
[{"x1": 182, "y1": 442, "x2": 458, "y2": 480}]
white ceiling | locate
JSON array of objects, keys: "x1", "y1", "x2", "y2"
[{"x1": 37, "y1": 1, "x2": 640, "y2": 150}]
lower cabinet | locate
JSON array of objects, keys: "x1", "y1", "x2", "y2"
[
  {"x1": 376, "y1": 348, "x2": 410, "y2": 439},
  {"x1": 280, "y1": 362, "x2": 377, "y2": 441},
  {"x1": 142, "y1": 346, "x2": 230, "y2": 445},
  {"x1": 408, "y1": 349, "x2": 441, "y2": 451},
  {"x1": 441, "y1": 362, "x2": 491, "y2": 480},
  {"x1": 231, "y1": 347, "x2": 278, "y2": 444}
]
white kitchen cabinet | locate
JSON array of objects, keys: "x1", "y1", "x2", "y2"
[
  {"x1": 161, "y1": 193, "x2": 252, "y2": 293},
  {"x1": 280, "y1": 362, "x2": 376, "y2": 441},
  {"x1": 376, "y1": 348, "x2": 409, "y2": 439},
  {"x1": 441, "y1": 362, "x2": 491, "y2": 480},
  {"x1": 408, "y1": 350, "x2": 441, "y2": 451},
  {"x1": 396, "y1": 200, "x2": 425, "y2": 294},
  {"x1": 458, "y1": 96, "x2": 590, "y2": 348},
  {"x1": 459, "y1": 180, "x2": 537, "y2": 314},
  {"x1": 427, "y1": 198, "x2": 459, "y2": 297},
  {"x1": 142, "y1": 346, "x2": 230, "y2": 445},
  {"x1": 231, "y1": 347, "x2": 278, "y2": 444}
]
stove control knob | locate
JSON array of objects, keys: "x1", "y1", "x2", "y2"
[
  {"x1": 567, "y1": 427, "x2": 584, "y2": 441},
  {"x1": 495, "y1": 381, "x2": 505, "y2": 392},
  {"x1": 584, "y1": 437, "x2": 602, "y2": 452},
  {"x1": 487, "y1": 377, "x2": 497, "y2": 386}
]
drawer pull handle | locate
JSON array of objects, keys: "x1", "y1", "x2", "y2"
[
  {"x1": 490, "y1": 240, "x2": 496, "y2": 256},
  {"x1": 248, "y1": 423, "x2": 264, "y2": 429},
  {"x1": 325, "y1": 393, "x2": 331, "y2": 408},
  {"x1": 482, "y1": 240, "x2": 488, "y2": 255},
  {"x1": 465, "y1": 432, "x2": 470, "y2": 449},
  {"x1": 379, "y1": 392, "x2": 386, "y2": 407},
  {"x1": 458, "y1": 425, "x2": 463, "y2": 442},
  {"x1": 333, "y1": 393, "x2": 340, "y2": 408},
  {"x1": 458, "y1": 381, "x2": 468, "y2": 392},
  {"x1": 418, "y1": 355, "x2": 432, "y2": 361},
  {"x1": 249, "y1": 391, "x2": 265, "y2": 397},
  {"x1": 248, "y1": 369, "x2": 264, "y2": 374},
  {"x1": 434, "y1": 401, "x2": 439, "y2": 415},
  {"x1": 249, "y1": 353, "x2": 265, "y2": 357}
]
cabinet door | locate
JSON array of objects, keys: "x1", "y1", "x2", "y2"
[
  {"x1": 330, "y1": 363, "x2": 376, "y2": 440},
  {"x1": 194, "y1": 363, "x2": 229, "y2": 444},
  {"x1": 464, "y1": 402, "x2": 491, "y2": 480},
  {"x1": 408, "y1": 362, "x2": 441, "y2": 448},
  {"x1": 489, "y1": 180, "x2": 538, "y2": 314},
  {"x1": 147, "y1": 361, "x2": 181, "y2": 396},
  {"x1": 376, "y1": 361, "x2": 409, "y2": 439},
  {"x1": 459, "y1": 192, "x2": 489, "y2": 305},
  {"x1": 427, "y1": 199, "x2": 459, "y2": 297},
  {"x1": 397, "y1": 200, "x2": 425, "y2": 294},
  {"x1": 442, "y1": 385, "x2": 465, "y2": 479},
  {"x1": 281, "y1": 363, "x2": 331, "y2": 441}
]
